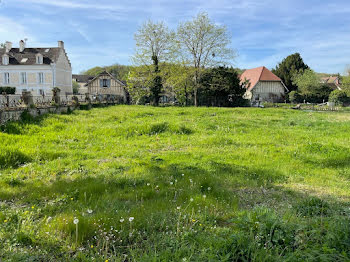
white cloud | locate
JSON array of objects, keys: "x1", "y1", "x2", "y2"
[{"x1": 0, "y1": 16, "x2": 35, "y2": 44}]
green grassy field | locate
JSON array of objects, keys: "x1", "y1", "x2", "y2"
[{"x1": 1, "y1": 105, "x2": 350, "y2": 261}]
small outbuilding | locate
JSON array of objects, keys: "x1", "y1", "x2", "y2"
[
  {"x1": 85, "y1": 71, "x2": 128, "y2": 102},
  {"x1": 240, "y1": 66, "x2": 288, "y2": 104}
]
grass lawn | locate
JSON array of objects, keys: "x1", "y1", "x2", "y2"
[{"x1": 1, "y1": 105, "x2": 350, "y2": 261}]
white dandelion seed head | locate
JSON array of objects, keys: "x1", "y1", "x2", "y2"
[
  {"x1": 147, "y1": 183, "x2": 150, "y2": 186},
  {"x1": 190, "y1": 198, "x2": 194, "y2": 202},
  {"x1": 129, "y1": 217, "x2": 134, "y2": 222},
  {"x1": 182, "y1": 174, "x2": 184, "y2": 176},
  {"x1": 73, "y1": 218, "x2": 79, "y2": 224},
  {"x1": 177, "y1": 206, "x2": 181, "y2": 210},
  {"x1": 120, "y1": 218, "x2": 125, "y2": 223},
  {"x1": 203, "y1": 195, "x2": 207, "y2": 198},
  {"x1": 170, "y1": 182, "x2": 173, "y2": 185},
  {"x1": 87, "y1": 209, "x2": 93, "y2": 214}
]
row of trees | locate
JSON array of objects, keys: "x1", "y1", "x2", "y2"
[
  {"x1": 127, "y1": 13, "x2": 245, "y2": 107},
  {"x1": 272, "y1": 53, "x2": 350, "y2": 105}
]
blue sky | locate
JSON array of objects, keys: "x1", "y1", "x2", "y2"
[{"x1": 0, "y1": 0, "x2": 349, "y2": 74}]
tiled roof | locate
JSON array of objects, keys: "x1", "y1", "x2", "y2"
[
  {"x1": 72, "y1": 74, "x2": 94, "y2": 83},
  {"x1": 240, "y1": 66, "x2": 282, "y2": 91},
  {"x1": 85, "y1": 71, "x2": 126, "y2": 87},
  {"x1": 0, "y1": 47, "x2": 61, "y2": 65}
]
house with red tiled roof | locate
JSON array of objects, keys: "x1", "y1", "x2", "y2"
[
  {"x1": 240, "y1": 66, "x2": 288, "y2": 104},
  {"x1": 320, "y1": 76, "x2": 342, "y2": 90}
]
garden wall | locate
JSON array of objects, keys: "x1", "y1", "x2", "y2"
[{"x1": 0, "y1": 92, "x2": 122, "y2": 125}]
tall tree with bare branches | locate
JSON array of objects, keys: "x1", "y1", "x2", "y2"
[
  {"x1": 131, "y1": 20, "x2": 175, "y2": 105},
  {"x1": 177, "y1": 12, "x2": 236, "y2": 106}
]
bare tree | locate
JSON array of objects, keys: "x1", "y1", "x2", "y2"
[
  {"x1": 177, "y1": 12, "x2": 236, "y2": 106},
  {"x1": 131, "y1": 20, "x2": 175, "y2": 105}
]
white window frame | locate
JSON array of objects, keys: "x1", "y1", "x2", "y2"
[
  {"x1": 4, "y1": 72, "x2": 10, "y2": 85},
  {"x1": 21, "y1": 72, "x2": 27, "y2": 84},
  {"x1": 38, "y1": 72, "x2": 44, "y2": 84}
]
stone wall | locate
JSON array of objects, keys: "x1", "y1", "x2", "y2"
[{"x1": 0, "y1": 106, "x2": 72, "y2": 125}]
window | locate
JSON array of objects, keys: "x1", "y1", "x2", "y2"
[
  {"x1": 2, "y1": 55, "x2": 9, "y2": 65},
  {"x1": 4, "y1": 73, "x2": 10, "y2": 84},
  {"x1": 38, "y1": 72, "x2": 44, "y2": 84},
  {"x1": 21, "y1": 72, "x2": 27, "y2": 84},
  {"x1": 100, "y1": 79, "x2": 110, "y2": 88},
  {"x1": 39, "y1": 89, "x2": 44, "y2": 96}
]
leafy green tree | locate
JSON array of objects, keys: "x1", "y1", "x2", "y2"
[
  {"x1": 293, "y1": 69, "x2": 333, "y2": 103},
  {"x1": 164, "y1": 64, "x2": 195, "y2": 106},
  {"x1": 328, "y1": 90, "x2": 350, "y2": 106},
  {"x1": 198, "y1": 66, "x2": 246, "y2": 107},
  {"x1": 288, "y1": 91, "x2": 303, "y2": 103},
  {"x1": 272, "y1": 53, "x2": 309, "y2": 92},
  {"x1": 131, "y1": 20, "x2": 175, "y2": 106},
  {"x1": 82, "y1": 64, "x2": 131, "y2": 82},
  {"x1": 72, "y1": 80, "x2": 80, "y2": 94},
  {"x1": 177, "y1": 12, "x2": 236, "y2": 106},
  {"x1": 341, "y1": 68, "x2": 350, "y2": 94},
  {"x1": 126, "y1": 65, "x2": 152, "y2": 104}
]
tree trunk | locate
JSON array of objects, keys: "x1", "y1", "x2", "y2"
[
  {"x1": 194, "y1": 71, "x2": 199, "y2": 107},
  {"x1": 151, "y1": 55, "x2": 162, "y2": 106}
]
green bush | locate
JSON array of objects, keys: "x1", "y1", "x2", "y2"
[
  {"x1": 0, "y1": 86, "x2": 16, "y2": 94},
  {"x1": 289, "y1": 91, "x2": 303, "y2": 103},
  {"x1": 328, "y1": 90, "x2": 350, "y2": 106}
]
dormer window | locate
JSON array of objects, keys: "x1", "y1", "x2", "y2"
[
  {"x1": 2, "y1": 55, "x2": 9, "y2": 65},
  {"x1": 36, "y1": 54, "x2": 43, "y2": 64}
]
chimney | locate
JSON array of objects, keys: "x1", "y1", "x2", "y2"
[
  {"x1": 5, "y1": 41, "x2": 12, "y2": 53},
  {"x1": 19, "y1": 40, "x2": 25, "y2": 52},
  {"x1": 58, "y1": 41, "x2": 64, "y2": 49}
]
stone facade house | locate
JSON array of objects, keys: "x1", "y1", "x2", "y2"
[
  {"x1": 72, "y1": 74, "x2": 94, "y2": 94},
  {"x1": 85, "y1": 71, "x2": 127, "y2": 102},
  {"x1": 240, "y1": 66, "x2": 288, "y2": 104},
  {"x1": 0, "y1": 40, "x2": 72, "y2": 95}
]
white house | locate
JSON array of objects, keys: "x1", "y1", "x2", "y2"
[
  {"x1": 0, "y1": 40, "x2": 72, "y2": 95},
  {"x1": 240, "y1": 66, "x2": 288, "y2": 103}
]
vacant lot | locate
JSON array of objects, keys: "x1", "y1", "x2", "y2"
[{"x1": 1, "y1": 106, "x2": 350, "y2": 261}]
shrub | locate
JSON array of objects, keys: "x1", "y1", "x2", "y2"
[
  {"x1": 0, "y1": 86, "x2": 16, "y2": 94},
  {"x1": 328, "y1": 90, "x2": 350, "y2": 106},
  {"x1": 289, "y1": 91, "x2": 303, "y2": 103}
]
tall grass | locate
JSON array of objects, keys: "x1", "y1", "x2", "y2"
[{"x1": 1, "y1": 106, "x2": 350, "y2": 261}]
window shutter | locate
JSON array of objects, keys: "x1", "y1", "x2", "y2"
[
  {"x1": 100, "y1": 79, "x2": 103, "y2": 87},
  {"x1": 107, "y1": 79, "x2": 111, "y2": 88}
]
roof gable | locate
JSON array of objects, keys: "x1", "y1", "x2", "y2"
[
  {"x1": 240, "y1": 66, "x2": 282, "y2": 91},
  {"x1": 85, "y1": 71, "x2": 126, "y2": 87}
]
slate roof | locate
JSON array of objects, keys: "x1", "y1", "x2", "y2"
[
  {"x1": 72, "y1": 74, "x2": 94, "y2": 83},
  {"x1": 0, "y1": 47, "x2": 62, "y2": 65},
  {"x1": 240, "y1": 66, "x2": 285, "y2": 91}
]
